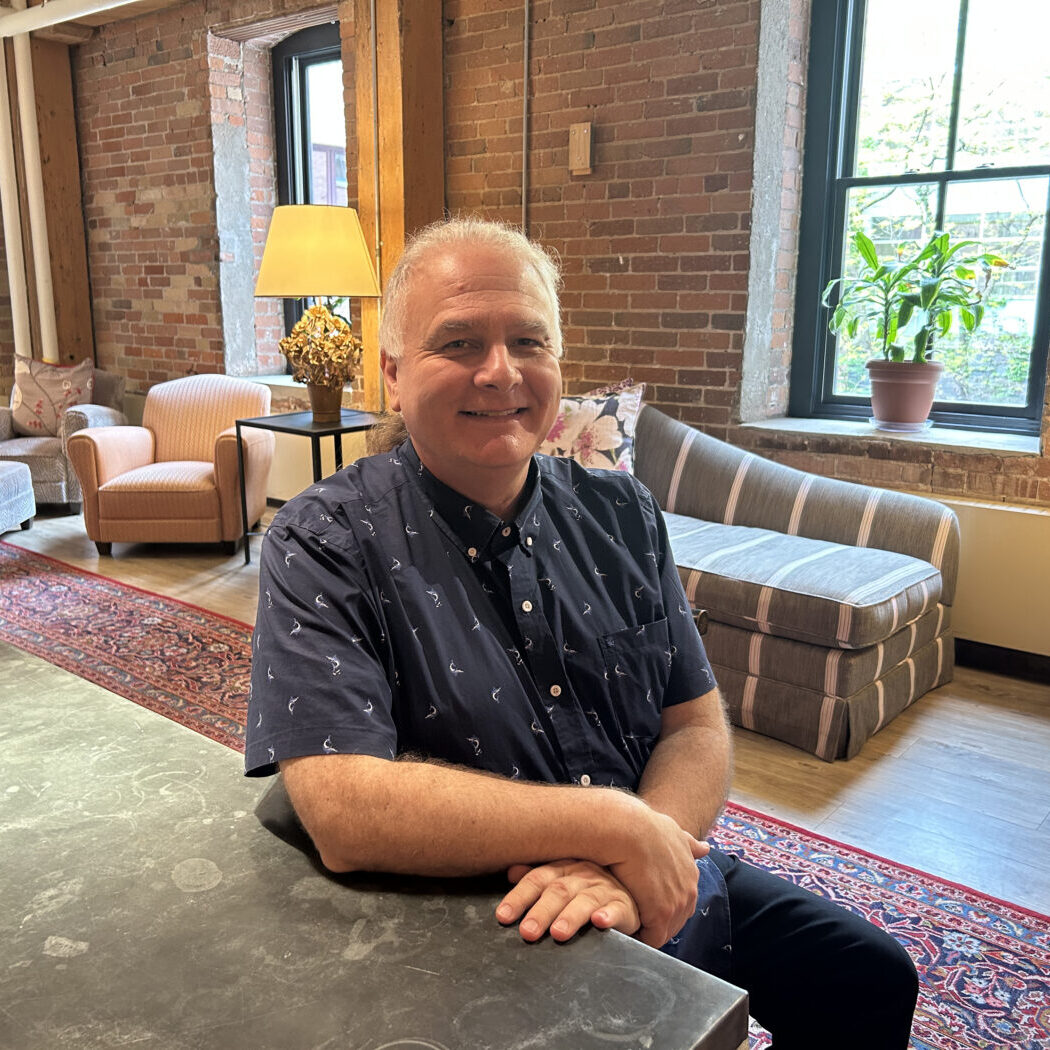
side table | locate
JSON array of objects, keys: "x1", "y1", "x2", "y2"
[{"x1": 236, "y1": 408, "x2": 378, "y2": 564}]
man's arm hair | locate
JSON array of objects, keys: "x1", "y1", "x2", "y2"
[
  {"x1": 282, "y1": 752, "x2": 669, "y2": 876},
  {"x1": 637, "y1": 686, "x2": 732, "y2": 838}
]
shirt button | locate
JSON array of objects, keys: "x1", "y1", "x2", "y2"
[
  {"x1": 521, "y1": 600, "x2": 533, "y2": 613},
  {"x1": 549, "y1": 684, "x2": 561, "y2": 698},
  {"x1": 580, "y1": 774, "x2": 591, "y2": 787},
  {"x1": 501, "y1": 526, "x2": 512, "y2": 537},
  {"x1": 525, "y1": 536, "x2": 533, "y2": 547},
  {"x1": 467, "y1": 546, "x2": 478, "y2": 558}
]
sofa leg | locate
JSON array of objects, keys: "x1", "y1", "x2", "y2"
[
  {"x1": 95, "y1": 541, "x2": 112, "y2": 556},
  {"x1": 221, "y1": 540, "x2": 237, "y2": 556},
  {"x1": 67, "y1": 502, "x2": 82, "y2": 515},
  {"x1": 20, "y1": 518, "x2": 33, "y2": 530}
]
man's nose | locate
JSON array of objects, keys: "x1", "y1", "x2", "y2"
[{"x1": 474, "y1": 343, "x2": 521, "y2": 388}]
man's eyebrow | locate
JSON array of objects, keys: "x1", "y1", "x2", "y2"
[{"x1": 429, "y1": 317, "x2": 553, "y2": 337}]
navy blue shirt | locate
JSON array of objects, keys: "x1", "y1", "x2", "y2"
[{"x1": 244, "y1": 441, "x2": 716, "y2": 786}]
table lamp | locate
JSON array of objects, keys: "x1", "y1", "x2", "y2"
[{"x1": 255, "y1": 205, "x2": 381, "y2": 422}]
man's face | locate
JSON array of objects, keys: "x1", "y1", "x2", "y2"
[{"x1": 381, "y1": 243, "x2": 563, "y2": 509}]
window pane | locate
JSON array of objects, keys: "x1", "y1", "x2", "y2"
[
  {"x1": 853, "y1": 0, "x2": 959, "y2": 178},
  {"x1": 831, "y1": 184, "x2": 936, "y2": 397},
  {"x1": 306, "y1": 60, "x2": 348, "y2": 206},
  {"x1": 935, "y1": 177, "x2": 1048, "y2": 406},
  {"x1": 955, "y1": 0, "x2": 1050, "y2": 170}
]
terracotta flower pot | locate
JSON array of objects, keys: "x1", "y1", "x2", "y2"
[
  {"x1": 865, "y1": 360, "x2": 944, "y2": 432},
  {"x1": 306, "y1": 382, "x2": 345, "y2": 424}
]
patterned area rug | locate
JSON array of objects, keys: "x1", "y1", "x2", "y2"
[
  {"x1": 0, "y1": 541, "x2": 249, "y2": 751},
  {"x1": 2, "y1": 540, "x2": 1048, "y2": 1049}
]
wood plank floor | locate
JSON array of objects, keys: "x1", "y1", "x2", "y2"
[{"x1": 7, "y1": 506, "x2": 1050, "y2": 915}]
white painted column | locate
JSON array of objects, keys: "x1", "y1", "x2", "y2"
[
  {"x1": 10, "y1": 0, "x2": 59, "y2": 363},
  {"x1": 0, "y1": 42, "x2": 31, "y2": 357}
]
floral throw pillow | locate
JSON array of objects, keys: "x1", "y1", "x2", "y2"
[
  {"x1": 540, "y1": 380, "x2": 646, "y2": 473},
  {"x1": 10, "y1": 356, "x2": 95, "y2": 437}
]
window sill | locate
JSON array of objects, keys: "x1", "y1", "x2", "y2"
[{"x1": 738, "y1": 417, "x2": 1041, "y2": 457}]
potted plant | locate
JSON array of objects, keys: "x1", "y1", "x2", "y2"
[
  {"x1": 823, "y1": 230, "x2": 1008, "y2": 430},
  {"x1": 280, "y1": 302, "x2": 363, "y2": 423}
]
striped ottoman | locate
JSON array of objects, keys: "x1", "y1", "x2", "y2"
[{"x1": 0, "y1": 460, "x2": 35, "y2": 535}]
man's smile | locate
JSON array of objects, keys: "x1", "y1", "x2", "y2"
[{"x1": 461, "y1": 408, "x2": 528, "y2": 417}]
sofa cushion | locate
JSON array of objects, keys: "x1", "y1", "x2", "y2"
[
  {"x1": 10, "y1": 356, "x2": 95, "y2": 437},
  {"x1": 664, "y1": 512, "x2": 942, "y2": 650},
  {"x1": 701, "y1": 604, "x2": 950, "y2": 698},
  {"x1": 540, "y1": 380, "x2": 644, "y2": 473}
]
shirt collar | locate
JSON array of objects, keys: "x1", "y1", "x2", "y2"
[{"x1": 400, "y1": 440, "x2": 543, "y2": 559}]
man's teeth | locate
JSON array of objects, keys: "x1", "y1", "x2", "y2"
[{"x1": 466, "y1": 409, "x2": 521, "y2": 416}]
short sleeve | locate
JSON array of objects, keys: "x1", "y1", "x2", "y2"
[
  {"x1": 646, "y1": 486, "x2": 717, "y2": 706},
  {"x1": 244, "y1": 516, "x2": 398, "y2": 776}
]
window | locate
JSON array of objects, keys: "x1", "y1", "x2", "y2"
[
  {"x1": 791, "y1": 0, "x2": 1050, "y2": 433},
  {"x1": 272, "y1": 24, "x2": 349, "y2": 333}
]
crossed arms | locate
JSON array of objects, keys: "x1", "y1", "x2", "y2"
[{"x1": 281, "y1": 685, "x2": 731, "y2": 948}]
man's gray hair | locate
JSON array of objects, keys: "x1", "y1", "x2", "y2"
[{"x1": 378, "y1": 217, "x2": 564, "y2": 361}]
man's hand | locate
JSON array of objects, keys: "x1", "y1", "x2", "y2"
[
  {"x1": 496, "y1": 859, "x2": 640, "y2": 942},
  {"x1": 606, "y1": 804, "x2": 710, "y2": 947}
]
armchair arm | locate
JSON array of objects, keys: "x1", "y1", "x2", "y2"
[
  {"x1": 61, "y1": 404, "x2": 129, "y2": 444},
  {"x1": 67, "y1": 426, "x2": 154, "y2": 488},
  {"x1": 0, "y1": 406, "x2": 12, "y2": 442},
  {"x1": 67, "y1": 426, "x2": 155, "y2": 542},
  {"x1": 214, "y1": 425, "x2": 276, "y2": 540}
]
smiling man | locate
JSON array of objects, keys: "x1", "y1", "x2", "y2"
[{"x1": 246, "y1": 218, "x2": 917, "y2": 1048}]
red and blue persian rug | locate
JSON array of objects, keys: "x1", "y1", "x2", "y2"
[{"x1": 2, "y1": 540, "x2": 1048, "y2": 1049}]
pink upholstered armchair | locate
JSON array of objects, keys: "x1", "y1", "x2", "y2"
[{"x1": 67, "y1": 374, "x2": 275, "y2": 556}]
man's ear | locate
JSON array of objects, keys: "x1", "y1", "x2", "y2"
[{"x1": 380, "y1": 350, "x2": 401, "y2": 412}]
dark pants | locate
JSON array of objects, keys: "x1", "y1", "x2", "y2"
[{"x1": 668, "y1": 849, "x2": 919, "y2": 1050}]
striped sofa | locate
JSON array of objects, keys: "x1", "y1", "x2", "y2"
[{"x1": 634, "y1": 406, "x2": 959, "y2": 761}]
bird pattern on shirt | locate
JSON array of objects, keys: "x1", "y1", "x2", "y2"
[{"x1": 245, "y1": 446, "x2": 715, "y2": 786}]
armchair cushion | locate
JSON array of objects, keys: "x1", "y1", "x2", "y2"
[
  {"x1": 99, "y1": 462, "x2": 221, "y2": 521},
  {"x1": 10, "y1": 356, "x2": 95, "y2": 436}
]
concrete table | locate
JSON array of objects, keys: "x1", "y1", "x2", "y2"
[{"x1": 0, "y1": 642, "x2": 748, "y2": 1049}]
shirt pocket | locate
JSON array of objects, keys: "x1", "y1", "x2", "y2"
[{"x1": 595, "y1": 617, "x2": 671, "y2": 749}]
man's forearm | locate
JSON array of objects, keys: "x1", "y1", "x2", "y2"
[
  {"x1": 636, "y1": 689, "x2": 732, "y2": 839},
  {"x1": 282, "y1": 752, "x2": 663, "y2": 877}
]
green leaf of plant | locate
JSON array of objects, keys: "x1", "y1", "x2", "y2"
[
  {"x1": 889, "y1": 344, "x2": 906, "y2": 362},
  {"x1": 961, "y1": 308, "x2": 976, "y2": 332},
  {"x1": 854, "y1": 231, "x2": 880, "y2": 271}
]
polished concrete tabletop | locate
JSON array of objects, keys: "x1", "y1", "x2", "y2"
[{"x1": 0, "y1": 641, "x2": 748, "y2": 1049}]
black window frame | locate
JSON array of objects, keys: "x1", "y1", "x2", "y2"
[
  {"x1": 272, "y1": 22, "x2": 344, "y2": 336},
  {"x1": 790, "y1": 0, "x2": 1050, "y2": 435}
]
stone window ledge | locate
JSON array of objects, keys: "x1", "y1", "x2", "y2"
[{"x1": 737, "y1": 417, "x2": 1041, "y2": 458}]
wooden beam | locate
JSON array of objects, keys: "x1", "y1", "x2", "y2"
[
  {"x1": 33, "y1": 22, "x2": 95, "y2": 45},
  {"x1": 354, "y1": 0, "x2": 443, "y2": 412},
  {"x1": 33, "y1": 38, "x2": 93, "y2": 364}
]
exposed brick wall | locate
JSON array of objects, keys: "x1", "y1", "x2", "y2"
[
  {"x1": 71, "y1": 0, "x2": 351, "y2": 396},
  {"x1": 74, "y1": 7, "x2": 224, "y2": 389},
  {"x1": 8, "y1": 0, "x2": 1040, "y2": 508},
  {"x1": 443, "y1": 0, "x2": 761, "y2": 438},
  {"x1": 735, "y1": 428, "x2": 1050, "y2": 505}
]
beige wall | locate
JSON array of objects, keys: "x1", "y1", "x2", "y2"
[{"x1": 943, "y1": 497, "x2": 1050, "y2": 657}]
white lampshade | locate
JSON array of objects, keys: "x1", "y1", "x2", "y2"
[{"x1": 254, "y1": 205, "x2": 381, "y2": 298}]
